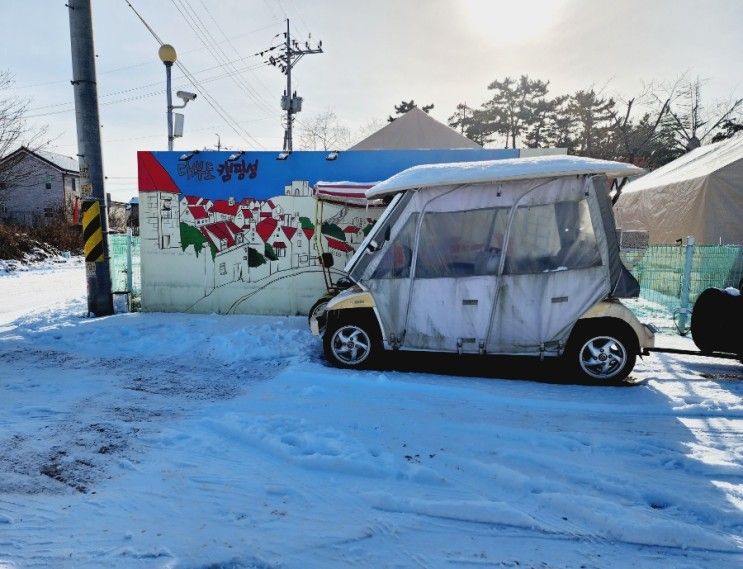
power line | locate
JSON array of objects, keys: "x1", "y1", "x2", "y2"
[
  {"x1": 171, "y1": 0, "x2": 276, "y2": 117},
  {"x1": 25, "y1": 62, "x2": 273, "y2": 119},
  {"x1": 48, "y1": 115, "x2": 275, "y2": 149},
  {"x1": 14, "y1": 20, "x2": 281, "y2": 91},
  {"x1": 27, "y1": 59, "x2": 269, "y2": 113},
  {"x1": 121, "y1": 0, "x2": 265, "y2": 148},
  {"x1": 197, "y1": 0, "x2": 276, "y2": 109}
]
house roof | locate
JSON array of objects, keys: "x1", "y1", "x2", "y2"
[
  {"x1": 238, "y1": 206, "x2": 254, "y2": 220},
  {"x1": 188, "y1": 205, "x2": 209, "y2": 220},
  {"x1": 343, "y1": 225, "x2": 361, "y2": 233},
  {"x1": 201, "y1": 221, "x2": 243, "y2": 249},
  {"x1": 0, "y1": 146, "x2": 79, "y2": 173},
  {"x1": 273, "y1": 241, "x2": 287, "y2": 249},
  {"x1": 184, "y1": 195, "x2": 202, "y2": 205},
  {"x1": 256, "y1": 217, "x2": 278, "y2": 242},
  {"x1": 303, "y1": 228, "x2": 315, "y2": 240},
  {"x1": 367, "y1": 155, "x2": 645, "y2": 198},
  {"x1": 211, "y1": 199, "x2": 241, "y2": 216},
  {"x1": 282, "y1": 226, "x2": 297, "y2": 240},
  {"x1": 326, "y1": 237, "x2": 354, "y2": 252},
  {"x1": 349, "y1": 107, "x2": 481, "y2": 151}
]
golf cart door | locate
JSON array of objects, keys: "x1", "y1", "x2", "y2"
[
  {"x1": 487, "y1": 178, "x2": 611, "y2": 355},
  {"x1": 403, "y1": 201, "x2": 510, "y2": 353}
]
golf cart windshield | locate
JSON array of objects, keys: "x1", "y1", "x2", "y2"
[{"x1": 346, "y1": 191, "x2": 412, "y2": 281}]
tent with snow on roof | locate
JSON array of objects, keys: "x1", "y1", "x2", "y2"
[{"x1": 614, "y1": 135, "x2": 743, "y2": 245}]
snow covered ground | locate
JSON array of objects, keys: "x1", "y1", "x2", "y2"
[{"x1": 1, "y1": 263, "x2": 742, "y2": 568}]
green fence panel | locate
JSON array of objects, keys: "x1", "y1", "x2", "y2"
[
  {"x1": 621, "y1": 244, "x2": 743, "y2": 333},
  {"x1": 108, "y1": 234, "x2": 141, "y2": 297}
]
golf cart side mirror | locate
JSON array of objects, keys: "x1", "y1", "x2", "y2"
[
  {"x1": 320, "y1": 252, "x2": 334, "y2": 268},
  {"x1": 384, "y1": 225, "x2": 391, "y2": 241}
]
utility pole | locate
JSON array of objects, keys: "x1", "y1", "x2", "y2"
[
  {"x1": 68, "y1": 0, "x2": 113, "y2": 316},
  {"x1": 259, "y1": 19, "x2": 323, "y2": 151}
]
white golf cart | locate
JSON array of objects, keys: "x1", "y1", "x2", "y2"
[{"x1": 310, "y1": 156, "x2": 655, "y2": 382}]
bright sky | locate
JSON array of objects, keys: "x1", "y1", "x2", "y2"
[{"x1": 3, "y1": 0, "x2": 742, "y2": 201}]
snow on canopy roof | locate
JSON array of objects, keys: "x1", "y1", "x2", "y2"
[
  {"x1": 622, "y1": 134, "x2": 743, "y2": 194},
  {"x1": 315, "y1": 181, "x2": 380, "y2": 206},
  {"x1": 366, "y1": 155, "x2": 644, "y2": 198}
]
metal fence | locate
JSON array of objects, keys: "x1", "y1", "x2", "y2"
[
  {"x1": 106, "y1": 231, "x2": 741, "y2": 328},
  {"x1": 108, "y1": 233, "x2": 141, "y2": 302},
  {"x1": 621, "y1": 241, "x2": 743, "y2": 334}
]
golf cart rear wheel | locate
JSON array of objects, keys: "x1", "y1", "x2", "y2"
[
  {"x1": 566, "y1": 320, "x2": 637, "y2": 384},
  {"x1": 323, "y1": 311, "x2": 381, "y2": 369}
]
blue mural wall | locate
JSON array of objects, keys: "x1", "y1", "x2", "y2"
[{"x1": 150, "y1": 148, "x2": 518, "y2": 200}]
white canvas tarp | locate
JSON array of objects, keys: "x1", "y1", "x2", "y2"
[{"x1": 615, "y1": 135, "x2": 743, "y2": 244}]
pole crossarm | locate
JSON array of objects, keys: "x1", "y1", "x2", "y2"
[{"x1": 257, "y1": 19, "x2": 323, "y2": 151}]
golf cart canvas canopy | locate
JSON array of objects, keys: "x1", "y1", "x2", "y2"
[
  {"x1": 345, "y1": 156, "x2": 643, "y2": 355},
  {"x1": 315, "y1": 180, "x2": 381, "y2": 206}
]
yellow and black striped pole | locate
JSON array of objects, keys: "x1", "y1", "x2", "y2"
[{"x1": 82, "y1": 199, "x2": 105, "y2": 263}]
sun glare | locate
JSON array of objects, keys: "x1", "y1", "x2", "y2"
[{"x1": 457, "y1": 0, "x2": 567, "y2": 45}]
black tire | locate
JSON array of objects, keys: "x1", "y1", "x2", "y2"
[
  {"x1": 564, "y1": 320, "x2": 638, "y2": 384},
  {"x1": 308, "y1": 295, "x2": 334, "y2": 332},
  {"x1": 323, "y1": 309, "x2": 382, "y2": 369}
]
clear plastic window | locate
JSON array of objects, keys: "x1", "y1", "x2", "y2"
[
  {"x1": 504, "y1": 199, "x2": 601, "y2": 275},
  {"x1": 414, "y1": 207, "x2": 510, "y2": 278},
  {"x1": 371, "y1": 213, "x2": 418, "y2": 279}
]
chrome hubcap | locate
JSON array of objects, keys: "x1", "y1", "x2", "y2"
[
  {"x1": 579, "y1": 336, "x2": 627, "y2": 379},
  {"x1": 331, "y1": 325, "x2": 371, "y2": 365}
]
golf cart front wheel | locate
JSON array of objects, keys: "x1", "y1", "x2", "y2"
[{"x1": 323, "y1": 312, "x2": 381, "y2": 369}]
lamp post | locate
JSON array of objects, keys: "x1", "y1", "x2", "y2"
[{"x1": 158, "y1": 44, "x2": 177, "y2": 151}]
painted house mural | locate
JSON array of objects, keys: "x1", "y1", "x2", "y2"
[{"x1": 138, "y1": 149, "x2": 518, "y2": 315}]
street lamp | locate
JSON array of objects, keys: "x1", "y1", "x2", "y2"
[{"x1": 158, "y1": 44, "x2": 196, "y2": 151}]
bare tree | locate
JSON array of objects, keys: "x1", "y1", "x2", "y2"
[
  {"x1": 0, "y1": 71, "x2": 51, "y2": 201},
  {"x1": 662, "y1": 77, "x2": 743, "y2": 150},
  {"x1": 297, "y1": 111, "x2": 352, "y2": 151},
  {"x1": 608, "y1": 83, "x2": 675, "y2": 165}
]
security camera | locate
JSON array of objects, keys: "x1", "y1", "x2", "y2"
[{"x1": 176, "y1": 91, "x2": 197, "y2": 102}]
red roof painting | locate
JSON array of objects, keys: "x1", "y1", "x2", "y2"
[
  {"x1": 281, "y1": 226, "x2": 297, "y2": 241},
  {"x1": 201, "y1": 221, "x2": 243, "y2": 249},
  {"x1": 303, "y1": 228, "x2": 315, "y2": 240},
  {"x1": 343, "y1": 225, "x2": 361, "y2": 233},
  {"x1": 137, "y1": 151, "x2": 179, "y2": 193},
  {"x1": 326, "y1": 237, "x2": 354, "y2": 253},
  {"x1": 185, "y1": 195, "x2": 201, "y2": 205},
  {"x1": 237, "y1": 206, "x2": 254, "y2": 220},
  {"x1": 210, "y1": 199, "x2": 241, "y2": 216},
  {"x1": 256, "y1": 218, "x2": 278, "y2": 243},
  {"x1": 188, "y1": 205, "x2": 209, "y2": 220},
  {"x1": 273, "y1": 241, "x2": 287, "y2": 249}
]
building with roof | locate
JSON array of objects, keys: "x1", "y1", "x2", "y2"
[
  {"x1": 0, "y1": 146, "x2": 81, "y2": 225},
  {"x1": 350, "y1": 108, "x2": 481, "y2": 150},
  {"x1": 615, "y1": 135, "x2": 743, "y2": 244}
]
